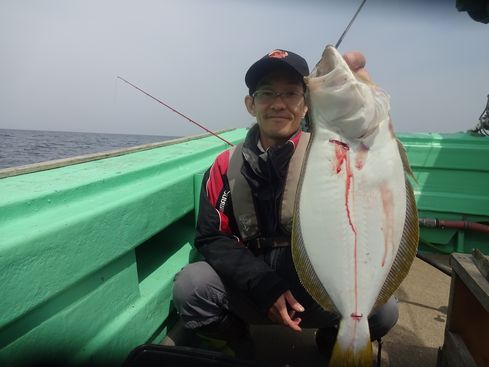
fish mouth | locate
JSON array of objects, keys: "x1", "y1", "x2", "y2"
[
  {"x1": 310, "y1": 45, "x2": 339, "y2": 77},
  {"x1": 305, "y1": 45, "x2": 353, "y2": 84}
]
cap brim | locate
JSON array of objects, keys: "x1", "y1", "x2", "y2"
[{"x1": 245, "y1": 58, "x2": 304, "y2": 94}]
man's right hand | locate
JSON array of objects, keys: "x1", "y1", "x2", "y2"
[
  {"x1": 267, "y1": 290, "x2": 304, "y2": 332},
  {"x1": 342, "y1": 51, "x2": 372, "y2": 83}
]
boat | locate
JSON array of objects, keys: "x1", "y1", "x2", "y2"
[{"x1": 0, "y1": 126, "x2": 488, "y2": 367}]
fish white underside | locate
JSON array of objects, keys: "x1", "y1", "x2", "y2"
[{"x1": 297, "y1": 123, "x2": 407, "y2": 319}]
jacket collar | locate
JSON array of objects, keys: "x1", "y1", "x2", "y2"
[
  {"x1": 243, "y1": 123, "x2": 303, "y2": 154},
  {"x1": 240, "y1": 124, "x2": 303, "y2": 197}
]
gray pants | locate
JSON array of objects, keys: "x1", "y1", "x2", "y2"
[{"x1": 172, "y1": 261, "x2": 399, "y2": 340}]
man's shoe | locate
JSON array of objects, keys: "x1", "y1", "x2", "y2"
[
  {"x1": 195, "y1": 314, "x2": 255, "y2": 360},
  {"x1": 315, "y1": 326, "x2": 338, "y2": 361}
]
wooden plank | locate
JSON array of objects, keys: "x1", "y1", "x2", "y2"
[
  {"x1": 442, "y1": 253, "x2": 489, "y2": 367},
  {"x1": 450, "y1": 253, "x2": 489, "y2": 313},
  {"x1": 438, "y1": 331, "x2": 478, "y2": 367},
  {"x1": 444, "y1": 264, "x2": 457, "y2": 332},
  {"x1": 472, "y1": 248, "x2": 489, "y2": 282},
  {"x1": 449, "y1": 276, "x2": 489, "y2": 366}
]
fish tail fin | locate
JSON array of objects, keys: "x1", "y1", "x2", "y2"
[{"x1": 327, "y1": 317, "x2": 372, "y2": 367}]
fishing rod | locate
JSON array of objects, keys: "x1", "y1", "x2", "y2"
[
  {"x1": 117, "y1": 76, "x2": 234, "y2": 147},
  {"x1": 335, "y1": 0, "x2": 367, "y2": 49}
]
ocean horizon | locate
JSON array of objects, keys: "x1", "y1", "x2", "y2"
[{"x1": 0, "y1": 128, "x2": 178, "y2": 170}]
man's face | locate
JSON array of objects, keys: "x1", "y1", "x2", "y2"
[{"x1": 245, "y1": 69, "x2": 308, "y2": 149}]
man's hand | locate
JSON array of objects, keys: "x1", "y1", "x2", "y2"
[
  {"x1": 343, "y1": 51, "x2": 372, "y2": 83},
  {"x1": 267, "y1": 290, "x2": 304, "y2": 332}
]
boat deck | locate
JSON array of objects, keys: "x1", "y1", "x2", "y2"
[{"x1": 161, "y1": 254, "x2": 451, "y2": 367}]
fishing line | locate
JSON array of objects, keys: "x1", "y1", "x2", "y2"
[
  {"x1": 335, "y1": 0, "x2": 367, "y2": 49},
  {"x1": 113, "y1": 74, "x2": 119, "y2": 106},
  {"x1": 117, "y1": 76, "x2": 234, "y2": 146}
]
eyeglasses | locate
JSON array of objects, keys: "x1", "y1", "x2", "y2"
[{"x1": 252, "y1": 90, "x2": 305, "y2": 105}]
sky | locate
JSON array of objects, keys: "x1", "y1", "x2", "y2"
[{"x1": 0, "y1": 0, "x2": 488, "y2": 137}]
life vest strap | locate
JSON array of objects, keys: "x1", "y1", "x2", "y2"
[{"x1": 246, "y1": 236, "x2": 290, "y2": 250}]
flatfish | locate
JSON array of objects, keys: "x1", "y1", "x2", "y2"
[{"x1": 292, "y1": 45, "x2": 418, "y2": 367}]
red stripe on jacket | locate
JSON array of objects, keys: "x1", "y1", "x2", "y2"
[
  {"x1": 206, "y1": 149, "x2": 232, "y2": 234},
  {"x1": 288, "y1": 129, "x2": 302, "y2": 148}
]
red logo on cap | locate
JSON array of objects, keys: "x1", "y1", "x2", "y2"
[{"x1": 268, "y1": 50, "x2": 288, "y2": 59}]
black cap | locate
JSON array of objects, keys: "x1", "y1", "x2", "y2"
[{"x1": 245, "y1": 49, "x2": 309, "y2": 95}]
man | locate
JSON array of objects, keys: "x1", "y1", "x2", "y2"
[{"x1": 172, "y1": 49, "x2": 398, "y2": 359}]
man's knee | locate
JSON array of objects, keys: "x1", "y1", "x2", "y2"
[
  {"x1": 173, "y1": 262, "x2": 217, "y2": 310},
  {"x1": 172, "y1": 261, "x2": 227, "y2": 328},
  {"x1": 369, "y1": 296, "x2": 399, "y2": 340}
]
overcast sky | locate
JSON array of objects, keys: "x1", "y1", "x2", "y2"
[{"x1": 1, "y1": 0, "x2": 488, "y2": 136}]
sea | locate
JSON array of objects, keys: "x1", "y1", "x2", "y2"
[{"x1": 0, "y1": 128, "x2": 177, "y2": 170}]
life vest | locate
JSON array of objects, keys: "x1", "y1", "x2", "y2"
[{"x1": 227, "y1": 132, "x2": 310, "y2": 246}]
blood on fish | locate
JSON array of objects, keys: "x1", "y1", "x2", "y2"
[
  {"x1": 330, "y1": 139, "x2": 359, "y2": 315},
  {"x1": 330, "y1": 139, "x2": 350, "y2": 151},
  {"x1": 329, "y1": 140, "x2": 355, "y2": 231},
  {"x1": 380, "y1": 184, "x2": 394, "y2": 267},
  {"x1": 330, "y1": 139, "x2": 349, "y2": 173}
]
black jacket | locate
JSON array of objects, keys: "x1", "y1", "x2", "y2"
[{"x1": 194, "y1": 124, "x2": 306, "y2": 312}]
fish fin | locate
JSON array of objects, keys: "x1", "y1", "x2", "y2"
[
  {"x1": 292, "y1": 205, "x2": 336, "y2": 312},
  {"x1": 374, "y1": 176, "x2": 419, "y2": 308},
  {"x1": 396, "y1": 139, "x2": 417, "y2": 183},
  {"x1": 291, "y1": 134, "x2": 335, "y2": 312},
  {"x1": 328, "y1": 318, "x2": 373, "y2": 367}
]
